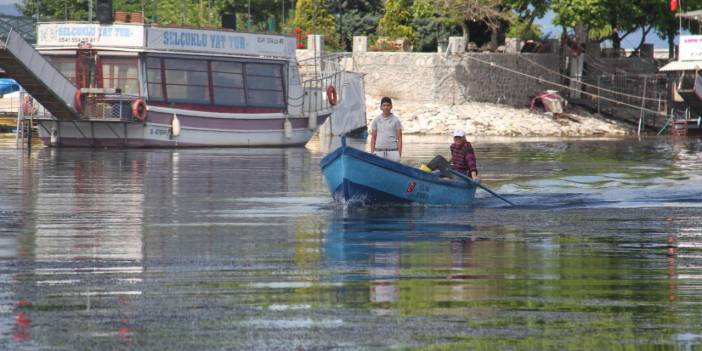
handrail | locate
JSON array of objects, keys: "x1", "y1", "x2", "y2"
[
  {"x1": 3, "y1": 27, "x2": 12, "y2": 47},
  {"x1": 300, "y1": 70, "x2": 344, "y2": 115},
  {"x1": 291, "y1": 52, "x2": 348, "y2": 115}
]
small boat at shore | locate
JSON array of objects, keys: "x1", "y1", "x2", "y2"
[{"x1": 320, "y1": 140, "x2": 477, "y2": 205}]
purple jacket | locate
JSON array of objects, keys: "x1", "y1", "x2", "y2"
[{"x1": 450, "y1": 141, "x2": 478, "y2": 175}]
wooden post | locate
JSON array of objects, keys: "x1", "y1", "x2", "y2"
[
  {"x1": 15, "y1": 91, "x2": 25, "y2": 146},
  {"x1": 27, "y1": 114, "x2": 32, "y2": 150},
  {"x1": 597, "y1": 76, "x2": 600, "y2": 114},
  {"x1": 638, "y1": 77, "x2": 648, "y2": 135}
]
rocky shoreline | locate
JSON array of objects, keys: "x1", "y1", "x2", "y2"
[{"x1": 365, "y1": 97, "x2": 632, "y2": 137}]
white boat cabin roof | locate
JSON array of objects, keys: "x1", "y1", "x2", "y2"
[
  {"x1": 35, "y1": 22, "x2": 297, "y2": 61},
  {"x1": 659, "y1": 34, "x2": 702, "y2": 72}
]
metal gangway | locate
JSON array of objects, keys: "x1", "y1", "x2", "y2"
[{"x1": 0, "y1": 29, "x2": 79, "y2": 120}]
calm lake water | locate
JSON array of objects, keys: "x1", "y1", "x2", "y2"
[{"x1": 1, "y1": 134, "x2": 702, "y2": 350}]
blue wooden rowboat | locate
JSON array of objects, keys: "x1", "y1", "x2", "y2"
[{"x1": 320, "y1": 140, "x2": 477, "y2": 205}]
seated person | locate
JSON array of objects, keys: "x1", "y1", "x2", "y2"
[{"x1": 425, "y1": 129, "x2": 479, "y2": 180}]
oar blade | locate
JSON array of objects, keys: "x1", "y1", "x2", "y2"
[{"x1": 450, "y1": 170, "x2": 515, "y2": 206}]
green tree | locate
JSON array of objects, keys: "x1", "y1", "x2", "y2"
[
  {"x1": 504, "y1": 0, "x2": 550, "y2": 40},
  {"x1": 337, "y1": 10, "x2": 381, "y2": 50},
  {"x1": 377, "y1": 0, "x2": 415, "y2": 43},
  {"x1": 221, "y1": 0, "x2": 292, "y2": 32},
  {"x1": 550, "y1": 0, "x2": 645, "y2": 51},
  {"x1": 651, "y1": 0, "x2": 702, "y2": 58},
  {"x1": 434, "y1": 0, "x2": 508, "y2": 44},
  {"x1": 505, "y1": 12, "x2": 544, "y2": 41},
  {"x1": 293, "y1": 0, "x2": 340, "y2": 49},
  {"x1": 18, "y1": 0, "x2": 93, "y2": 21},
  {"x1": 157, "y1": 0, "x2": 224, "y2": 26},
  {"x1": 326, "y1": 0, "x2": 384, "y2": 50},
  {"x1": 17, "y1": 0, "x2": 220, "y2": 26}
]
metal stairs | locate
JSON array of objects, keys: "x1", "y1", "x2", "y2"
[
  {"x1": 0, "y1": 29, "x2": 79, "y2": 120},
  {"x1": 672, "y1": 118, "x2": 688, "y2": 136}
]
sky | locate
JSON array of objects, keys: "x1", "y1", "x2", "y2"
[{"x1": 0, "y1": 0, "x2": 18, "y2": 16}]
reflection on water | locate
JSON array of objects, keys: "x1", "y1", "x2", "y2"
[{"x1": 0, "y1": 136, "x2": 702, "y2": 349}]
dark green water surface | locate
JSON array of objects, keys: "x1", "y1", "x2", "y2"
[{"x1": 1, "y1": 135, "x2": 701, "y2": 350}]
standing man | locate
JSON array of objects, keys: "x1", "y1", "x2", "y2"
[{"x1": 370, "y1": 96, "x2": 403, "y2": 162}]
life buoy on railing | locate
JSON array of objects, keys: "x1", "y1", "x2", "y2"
[
  {"x1": 326, "y1": 85, "x2": 337, "y2": 106},
  {"x1": 132, "y1": 98, "x2": 147, "y2": 122},
  {"x1": 73, "y1": 90, "x2": 83, "y2": 114}
]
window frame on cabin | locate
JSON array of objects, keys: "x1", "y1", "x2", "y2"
[{"x1": 144, "y1": 54, "x2": 287, "y2": 109}]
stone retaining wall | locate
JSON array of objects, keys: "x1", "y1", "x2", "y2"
[{"x1": 350, "y1": 52, "x2": 561, "y2": 108}]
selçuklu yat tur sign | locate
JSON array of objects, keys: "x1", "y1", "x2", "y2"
[{"x1": 36, "y1": 23, "x2": 296, "y2": 60}]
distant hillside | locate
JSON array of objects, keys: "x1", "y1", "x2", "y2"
[{"x1": 0, "y1": 5, "x2": 20, "y2": 16}]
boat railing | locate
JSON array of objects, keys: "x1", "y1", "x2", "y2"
[
  {"x1": 18, "y1": 93, "x2": 52, "y2": 119},
  {"x1": 80, "y1": 94, "x2": 140, "y2": 121},
  {"x1": 297, "y1": 52, "x2": 350, "y2": 81},
  {"x1": 299, "y1": 71, "x2": 344, "y2": 116},
  {"x1": 20, "y1": 93, "x2": 139, "y2": 121},
  {"x1": 296, "y1": 53, "x2": 350, "y2": 115}
]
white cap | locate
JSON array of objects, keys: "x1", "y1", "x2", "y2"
[{"x1": 453, "y1": 129, "x2": 465, "y2": 137}]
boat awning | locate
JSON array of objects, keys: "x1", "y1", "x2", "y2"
[
  {"x1": 659, "y1": 60, "x2": 702, "y2": 72},
  {"x1": 678, "y1": 10, "x2": 702, "y2": 22}
]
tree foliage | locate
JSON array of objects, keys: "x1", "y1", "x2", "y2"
[
  {"x1": 293, "y1": 0, "x2": 340, "y2": 49},
  {"x1": 377, "y1": 0, "x2": 415, "y2": 42},
  {"x1": 549, "y1": 0, "x2": 700, "y2": 52},
  {"x1": 435, "y1": 0, "x2": 507, "y2": 29},
  {"x1": 433, "y1": 0, "x2": 509, "y2": 44},
  {"x1": 504, "y1": 0, "x2": 550, "y2": 40},
  {"x1": 505, "y1": 12, "x2": 544, "y2": 40},
  {"x1": 157, "y1": 0, "x2": 226, "y2": 26},
  {"x1": 326, "y1": 0, "x2": 384, "y2": 50},
  {"x1": 17, "y1": 0, "x2": 229, "y2": 26},
  {"x1": 17, "y1": 0, "x2": 702, "y2": 55}
]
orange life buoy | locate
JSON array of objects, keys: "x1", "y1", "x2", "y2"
[
  {"x1": 73, "y1": 90, "x2": 83, "y2": 114},
  {"x1": 326, "y1": 85, "x2": 337, "y2": 106},
  {"x1": 132, "y1": 98, "x2": 147, "y2": 121}
]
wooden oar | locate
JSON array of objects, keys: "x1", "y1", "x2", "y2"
[{"x1": 450, "y1": 170, "x2": 516, "y2": 207}]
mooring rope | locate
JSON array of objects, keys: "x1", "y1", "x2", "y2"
[
  {"x1": 463, "y1": 54, "x2": 668, "y2": 117},
  {"x1": 517, "y1": 54, "x2": 665, "y2": 103}
]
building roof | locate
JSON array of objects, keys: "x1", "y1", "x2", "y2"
[
  {"x1": 678, "y1": 10, "x2": 702, "y2": 21},
  {"x1": 659, "y1": 60, "x2": 702, "y2": 72}
]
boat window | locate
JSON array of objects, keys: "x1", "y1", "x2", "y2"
[
  {"x1": 144, "y1": 55, "x2": 285, "y2": 108},
  {"x1": 145, "y1": 57, "x2": 164, "y2": 101},
  {"x1": 46, "y1": 56, "x2": 77, "y2": 84},
  {"x1": 211, "y1": 61, "x2": 243, "y2": 74},
  {"x1": 246, "y1": 64, "x2": 282, "y2": 77},
  {"x1": 101, "y1": 57, "x2": 139, "y2": 95},
  {"x1": 211, "y1": 61, "x2": 245, "y2": 106},
  {"x1": 163, "y1": 58, "x2": 210, "y2": 104},
  {"x1": 244, "y1": 63, "x2": 284, "y2": 107}
]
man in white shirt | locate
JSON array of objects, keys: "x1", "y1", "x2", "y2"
[{"x1": 369, "y1": 97, "x2": 403, "y2": 162}]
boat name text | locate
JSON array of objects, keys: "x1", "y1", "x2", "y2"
[{"x1": 162, "y1": 31, "x2": 247, "y2": 50}]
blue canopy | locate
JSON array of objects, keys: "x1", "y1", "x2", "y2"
[{"x1": 0, "y1": 79, "x2": 20, "y2": 95}]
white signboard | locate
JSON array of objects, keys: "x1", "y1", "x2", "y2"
[
  {"x1": 147, "y1": 28, "x2": 296, "y2": 59},
  {"x1": 37, "y1": 23, "x2": 145, "y2": 47},
  {"x1": 679, "y1": 35, "x2": 702, "y2": 61}
]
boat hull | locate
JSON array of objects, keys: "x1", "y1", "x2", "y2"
[
  {"x1": 35, "y1": 113, "x2": 329, "y2": 147},
  {"x1": 320, "y1": 146, "x2": 476, "y2": 205}
]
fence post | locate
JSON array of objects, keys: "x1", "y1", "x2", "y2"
[
  {"x1": 597, "y1": 76, "x2": 600, "y2": 114},
  {"x1": 638, "y1": 77, "x2": 648, "y2": 135},
  {"x1": 16, "y1": 91, "x2": 24, "y2": 147}
]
